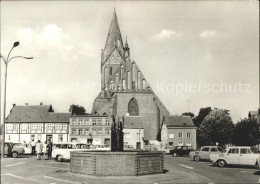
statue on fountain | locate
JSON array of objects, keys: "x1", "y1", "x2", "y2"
[{"x1": 111, "y1": 114, "x2": 124, "y2": 151}]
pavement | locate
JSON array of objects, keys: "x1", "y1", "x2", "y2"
[{"x1": 1, "y1": 154, "x2": 260, "y2": 184}]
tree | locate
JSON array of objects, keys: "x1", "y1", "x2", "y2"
[
  {"x1": 197, "y1": 109, "x2": 234, "y2": 147},
  {"x1": 182, "y1": 112, "x2": 195, "y2": 118},
  {"x1": 193, "y1": 107, "x2": 212, "y2": 127},
  {"x1": 69, "y1": 104, "x2": 86, "y2": 115},
  {"x1": 232, "y1": 118, "x2": 260, "y2": 146}
]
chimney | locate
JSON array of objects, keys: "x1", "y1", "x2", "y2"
[
  {"x1": 25, "y1": 103, "x2": 28, "y2": 105},
  {"x1": 12, "y1": 103, "x2": 16, "y2": 108},
  {"x1": 40, "y1": 102, "x2": 43, "y2": 105}
]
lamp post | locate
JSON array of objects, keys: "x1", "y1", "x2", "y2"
[{"x1": 1, "y1": 41, "x2": 33, "y2": 158}]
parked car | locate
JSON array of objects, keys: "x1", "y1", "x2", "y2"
[
  {"x1": 159, "y1": 146, "x2": 174, "y2": 154},
  {"x1": 210, "y1": 146, "x2": 260, "y2": 168},
  {"x1": 124, "y1": 145, "x2": 135, "y2": 151},
  {"x1": 94, "y1": 144, "x2": 111, "y2": 151},
  {"x1": 189, "y1": 146, "x2": 224, "y2": 161},
  {"x1": 52, "y1": 142, "x2": 92, "y2": 161},
  {"x1": 13, "y1": 143, "x2": 32, "y2": 154},
  {"x1": 0, "y1": 142, "x2": 25, "y2": 158},
  {"x1": 170, "y1": 146, "x2": 193, "y2": 157}
]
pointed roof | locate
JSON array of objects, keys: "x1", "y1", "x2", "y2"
[{"x1": 103, "y1": 10, "x2": 124, "y2": 63}]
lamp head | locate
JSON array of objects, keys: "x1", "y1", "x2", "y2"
[{"x1": 13, "y1": 41, "x2": 20, "y2": 48}]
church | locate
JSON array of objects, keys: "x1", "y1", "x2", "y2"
[{"x1": 92, "y1": 10, "x2": 172, "y2": 145}]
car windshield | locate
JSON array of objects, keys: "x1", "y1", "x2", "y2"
[
  {"x1": 250, "y1": 147, "x2": 258, "y2": 154},
  {"x1": 14, "y1": 143, "x2": 23, "y2": 147},
  {"x1": 217, "y1": 147, "x2": 224, "y2": 152}
]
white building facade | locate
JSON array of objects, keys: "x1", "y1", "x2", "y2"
[{"x1": 5, "y1": 104, "x2": 70, "y2": 144}]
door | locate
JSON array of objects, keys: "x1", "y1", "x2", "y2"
[
  {"x1": 87, "y1": 139, "x2": 93, "y2": 145},
  {"x1": 240, "y1": 148, "x2": 255, "y2": 165},
  {"x1": 225, "y1": 148, "x2": 240, "y2": 164},
  {"x1": 46, "y1": 135, "x2": 53, "y2": 142},
  {"x1": 104, "y1": 139, "x2": 110, "y2": 146},
  {"x1": 136, "y1": 142, "x2": 141, "y2": 150},
  {"x1": 200, "y1": 147, "x2": 210, "y2": 160}
]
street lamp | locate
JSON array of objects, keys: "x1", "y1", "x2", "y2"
[{"x1": 1, "y1": 41, "x2": 33, "y2": 158}]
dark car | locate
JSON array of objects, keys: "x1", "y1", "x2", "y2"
[{"x1": 170, "y1": 146, "x2": 193, "y2": 157}]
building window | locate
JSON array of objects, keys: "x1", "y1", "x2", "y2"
[
  {"x1": 85, "y1": 129, "x2": 89, "y2": 135},
  {"x1": 186, "y1": 142, "x2": 191, "y2": 146},
  {"x1": 72, "y1": 121, "x2": 77, "y2": 126},
  {"x1": 62, "y1": 124, "x2": 67, "y2": 129},
  {"x1": 109, "y1": 67, "x2": 112, "y2": 75},
  {"x1": 98, "y1": 130, "x2": 102, "y2": 135},
  {"x1": 178, "y1": 132, "x2": 183, "y2": 138},
  {"x1": 187, "y1": 133, "x2": 191, "y2": 138},
  {"x1": 169, "y1": 133, "x2": 174, "y2": 138},
  {"x1": 105, "y1": 129, "x2": 109, "y2": 134},
  {"x1": 105, "y1": 120, "x2": 109, "y2": 126},
  {"x1": 85, "y1": 119, "x2": 89, "y2": 125},
  {"x1": 79, "y1": 129, "x2": 83, "y2": 135},
  {"x1": 178, "y1": 142, "x2": 183, "y2": 146},
  {"x1": 78, "y1": 120, "x2": 83, "y2": 126},
  {"x1": 58, "y1": 135, "x2": 63, "y2": 142},
  {"x1": 93, "y1": 120, "x2": 96, "y2": 125},
  {"x1": 128, "y1": 98, "x2": 138, "y2": 116},
  {"x1": 124, "y1": 133, "x2": 130, "y2": 139},
  {"x1": 31, "y1": 123, "x2": 41, "y2": 130},
  {"x1": 56, "y1": 124, "x2": 61, "y2": 129},
  {"x1": 98, "y1": 120, "x2": 102, "y2": 125},
  {"x1": 72, "y1": 129, "x2": 77, "y2": 135},
  {"x1": 13, "y1": 124, "x2": 18, "y2": 130},
  {"x1": 92, "y1": 129, "x2": 97, "y2": 135},
  {"x1": 21, "y1": 124, "x2": 27, "y2": 130},
  {"x1": 169, "y1": 142, "x2": 173, "y2": 146}
]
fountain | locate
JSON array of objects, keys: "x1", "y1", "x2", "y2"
[{"x1": 70, "y1": 115, "x2": 164, "y2": 176}]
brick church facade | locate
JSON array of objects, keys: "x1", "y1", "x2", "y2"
[{"x1": 92, "y1": 10, "x2": 170, "y2": 142}]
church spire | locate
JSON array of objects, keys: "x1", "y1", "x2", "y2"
[{"x1": 103, "y1": 9, "x2": 124, "y2": 64}]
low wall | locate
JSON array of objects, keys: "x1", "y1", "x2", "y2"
[{"x1": 70, "y1": 151, "x2": 164, "y2": 176}]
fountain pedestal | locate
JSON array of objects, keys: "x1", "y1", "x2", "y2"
[{"x1": 70, "y1": 151, "x2": 164, "y2": 176}]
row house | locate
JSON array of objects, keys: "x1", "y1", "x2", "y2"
[
  {"x1": 69, "y1": 115, "x2": 111, "y2": 145},
  {"x1": 5, "y1": 104, "x2": 70, "y2": 143},
  {"x1": 161, "y1": 115, "x2": 197, "y2": 149}
]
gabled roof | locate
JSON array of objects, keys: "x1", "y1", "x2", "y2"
[
  {"x1": 103, "y1": 10, "x2": 124, "y2": 63},
  {"x1": 164, "y1": 115, "x2": 195, "y2": 128},
  {"x1": 248, "y1": 111, "x2": 258, "y2": 117},
  {"x1": 124, "y1": 116, "x2": 144, "y2": 129},
  {"x1": 6, "y1": 105, "x2": 70, "y2": 123}
]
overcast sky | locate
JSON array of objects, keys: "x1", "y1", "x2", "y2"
[{"x1": 1, "y1": 1, "x2": 259, "y2": 123}]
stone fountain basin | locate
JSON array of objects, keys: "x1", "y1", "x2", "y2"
[{"x1": 70, "y1": 150, "x2": 164, "y2": 176}]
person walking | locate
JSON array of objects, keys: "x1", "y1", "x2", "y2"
[
  {"x1": 47, "y1": 139, "x2": 53, "y2": 160},
  {"x1": 31, "y1": 139, "x2": 36, "y2": 156},
  {"x1": 42, "y1": 141, "x2": 48, "y2": 160},
  {"x1": 36, "y1": 140, "x2": 42, "y2": 160}
]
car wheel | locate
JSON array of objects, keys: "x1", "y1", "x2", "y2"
[
  {"x1": 12, "y1": 152, "x2": 18, "y2": 158},
  {"x1": 57, "y1": 155, "x2": 62, "y2": 162},
  {"x1": 194, "y1": 156, "x2": 200, "y2": 162},
  {"x1": 218, "y1": 160, "x2": 226, "y2": 167}
]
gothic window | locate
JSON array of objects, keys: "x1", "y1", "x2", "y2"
[
  {"x1": 142, "y1": 79, "x2": 146, "y2": 90},
  {"x1": 109, "y1": 67, "x2": 112, "y2": 75},
  {"x1": 132, "y1": 81, "x2": 135, "y2": 90},
  {"x1": 128, "y1": 98, "x2": 139, "y2": 116}
]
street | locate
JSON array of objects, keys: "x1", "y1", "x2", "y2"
[{"x1": 1, "y1": 155, "x2": 260, "y2": 184}]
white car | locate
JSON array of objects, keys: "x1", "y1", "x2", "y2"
[
  {"x1": 52, "y1": 142, "x2": 92, "y2": 161},
  {"x1": 94, "y1": 144, "x2": 111, "y2": 151},
  {"x1": 210, "y1": 146, "x2": 260, "y2": 168}
]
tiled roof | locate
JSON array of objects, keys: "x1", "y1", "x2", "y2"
[
  {"x1": 165, "y1": 115, "x2": 195, "y2": 127},
  {"x1": 6, "y1": 105, "x2": 70, "y2": 123},
  {"x1": 249, "y1": 111, "x2": 258, "y2": 116},
  {"x1": 124, "y1": 116, "x2": 144, "y2": 129}
]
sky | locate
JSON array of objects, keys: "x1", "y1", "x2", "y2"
[{"x1": 0, "y1": 0, "x2": 259, "y2": 123}]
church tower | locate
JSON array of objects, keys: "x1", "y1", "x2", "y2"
[{"x1": 93, "y1": 10, "x2": 170, "y2": 141}]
